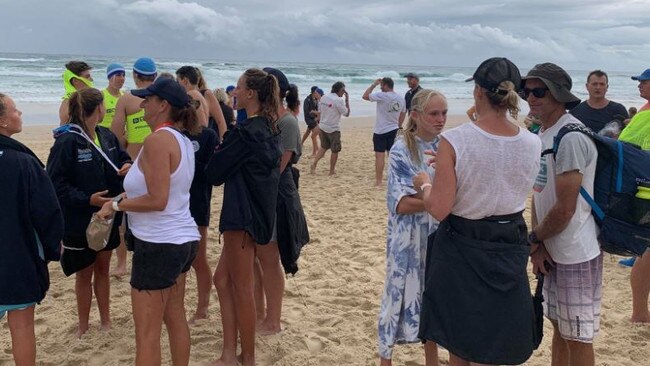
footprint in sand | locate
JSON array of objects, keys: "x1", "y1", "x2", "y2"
[{"x1": 303, "y1": 334, "x2": 325, "y2": 353}]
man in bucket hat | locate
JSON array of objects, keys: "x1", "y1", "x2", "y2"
[{"x1": 525, "y1": 63, "x2": 602, "y2": 366}]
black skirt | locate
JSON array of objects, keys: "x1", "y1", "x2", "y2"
[{"x1": 418, "y1": 213, "x2": 535, "y2": 365}]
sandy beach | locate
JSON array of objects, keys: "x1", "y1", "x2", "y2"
[{"x1": 2, "y1": 115, "x2": 648, "y2": 366}]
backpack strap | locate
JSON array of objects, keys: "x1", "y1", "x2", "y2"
[{"x1": 579, "y1": 187, "x2": 605, "y2": 221}]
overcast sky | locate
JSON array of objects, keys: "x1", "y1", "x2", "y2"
[{"x1": 1, "y1": 0, "x2": 649, "y2": 71}]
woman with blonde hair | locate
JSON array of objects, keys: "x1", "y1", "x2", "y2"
[
  {"x1": 414, "y1": 58, "x2": 542, "y2": 365},
  {"x1": 378, "y1": 89, "x2": 446, "y2": 366}
]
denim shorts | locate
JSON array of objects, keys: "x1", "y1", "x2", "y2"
[{"x1": 130, "y1": 236, "x2": 199, "y2": 291}]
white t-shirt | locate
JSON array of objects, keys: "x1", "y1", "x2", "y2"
[
  {"x1": 533, "y1": 114, "x2": 600, "y2": 265},
  {"x1": 318, "y1": 93, "x2": 348, "y2": 133},
  {"x1": 443, "y1": 122, "x2": 541, "y2": 220},
  {"x1": 369, "y1": 91, "x2": 405, "y2": 134}
]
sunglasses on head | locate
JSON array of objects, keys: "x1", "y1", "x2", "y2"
[{"x1": 519, "y1": 87, "x2": 549, "y2": 99}]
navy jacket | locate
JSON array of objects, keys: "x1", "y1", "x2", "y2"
[
  {"x1": 205, "y1": 116, "x2": 282, "y2": 244},
  {"x1": 0, "y1": 135, "x2": 64, "y2": 304},
  {"x1": 46, "y1": 126, "x2": 131, "y2": 237}
]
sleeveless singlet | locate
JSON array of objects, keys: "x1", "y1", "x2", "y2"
[
  {"x1": 125, "y1": 109, "x2": 151, "y2": 144},
  {"x1": 123, "y1": 127, "x2": 200, "y2": 244},
  {"x1": 99, "y1": 89, "x2": 123, "y2": 128}
]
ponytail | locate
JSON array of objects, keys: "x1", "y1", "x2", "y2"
[
  {"x1": 68, "y1": 88, "x2": 103, "y2": 135},
  {"x1": 170, "y1": 96, "x2": 201, "y2": 135},
  {"x1": 285, "y1": 84, "x2": 300, "y2": 113},
  {"x1": 484, "y1": 81, "x2": 520, "y2": 120},
  {"x1": 242, "y1": 68, "x2": 280, "y2": 132}
]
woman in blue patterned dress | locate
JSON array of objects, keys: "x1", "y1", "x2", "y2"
[{"x1": 378, "y1": 89, "x2": 447, "y2": 366}]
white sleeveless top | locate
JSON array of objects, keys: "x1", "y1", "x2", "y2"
[
  {"x1": 124, "y1": 127, "x2": 200, "y2": 244},
  {"x1": 442, "y1": 122, "x2": 542, "y2": 220}
]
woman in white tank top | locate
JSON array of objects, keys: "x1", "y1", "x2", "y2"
[
  {"x1": 97, "y1": 77, "x2": 202, "y2": 366},
  {"x1": 413, "y1": 58, "x2": 542, "y2": 366}
]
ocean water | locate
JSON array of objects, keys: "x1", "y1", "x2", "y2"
[{"x1": 0, "y1": 52, "x2": 644, "y2": 125}]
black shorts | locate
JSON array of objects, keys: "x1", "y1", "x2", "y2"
[
  {"x1": 305, "y1": 120, "x2": 318, "y2": 130},
  {"x1": 60, "y1": 225, "x2": 120, "y2": 276},
  {"x1": 373, "y1": 129, "x2": 399, "y2": 152},
  {"x1": 130, "y1": 237, "x2": 199, "y2": 291},
  {"x1": 189, "y1": 182, "x2": 213, "y2": 227}
]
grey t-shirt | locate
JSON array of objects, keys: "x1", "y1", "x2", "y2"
[
  {"x1": 277, "y1": 112, "x2": 302, "y2": 164},
  {"x1": 555, "y1": 132, "x2": 598, "y2": 175}
]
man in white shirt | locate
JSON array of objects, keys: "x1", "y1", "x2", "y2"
[
  {"x1": 310, "y1": 81, "x2": 350, "y2": 175},
  {"x1": 363, "y1": 77, "x2": 406, "y2": 186},
  {"x1": 525, "y1": 63, "x2": 602, "y2": 366}
]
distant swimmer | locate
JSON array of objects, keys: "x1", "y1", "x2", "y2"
[
  {"x1": 99, "y1": 63, "x2": 125, "y2": 129},
  {"x1": 59, "y1": 61, "x2": 93, "y2": 124},
  {"x1": 111, "y1": 57, "x2": 156, "y2": 160}
]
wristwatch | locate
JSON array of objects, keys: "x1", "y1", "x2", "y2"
[
  {"x1": 112, "y1": 195, "x2": 123, "y2": 212},
  {"x1": 528, "y1": 231, "x2": 542, "y2": 245}
]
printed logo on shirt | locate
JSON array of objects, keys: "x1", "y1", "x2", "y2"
[
  {"x1": 533, "y1": 155, "x2": 547, "y2": 192},
  {"x1": 192, "y1": 140, "x2": 200, "y2": 152},
  {"x1": 77, "y1": 148, "x2": 93, "y2": 163},
  {"x1": 388, "y1": 101, "x2": 402, "y2": 113},
  {"x1": 0, "y1": 150, "x2": 4, "y2": 158}
]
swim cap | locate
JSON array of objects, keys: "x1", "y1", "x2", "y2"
[
  {"x1": 133, "y1": 57, "x2": 157, "y2": 76},
  {"x1": 106, "y1": 63, "x2": 125, "y2": 79}
]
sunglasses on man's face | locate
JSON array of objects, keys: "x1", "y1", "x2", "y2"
[{"x1": 519, "y1": 87, "x2": 549, "y2": 99}]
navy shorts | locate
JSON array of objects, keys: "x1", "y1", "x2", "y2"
[
  {"x1": 130, "y1": 237, "x2": 199, "y2": 291},
  {"x1": 189, "y1": 182, "x2": 213, "y2": 227},
  {"x1": 373, "y1": 129, "x2": 398, "y2": 152}
]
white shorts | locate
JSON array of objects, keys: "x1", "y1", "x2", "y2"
[{"x1": 544, "y1": 254, "x2": 603, "y2": 343}]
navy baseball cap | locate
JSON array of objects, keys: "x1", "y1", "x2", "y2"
[
  {"x1": 631, "y1": 69, "x2": 650, "y2": 81},
  {"x1": 263, "y1": 67, "x2": 290, "y2": 93},
  {"x1": 226, "y1": 85, "x2": 235, "y2": 92},
  {"x1": 131, "y1": 77, "x2": 189, "y2": 108}
]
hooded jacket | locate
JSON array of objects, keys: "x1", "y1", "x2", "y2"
[
  {"x1": 205, "y1": 116, "x2": 282, "y2": 244},
  {"x1": 46, "y1": 125, "x2": 131, "y2": 237},
  {"x1": 0, "y1": 135, "x2": 64, "y2": 304}
]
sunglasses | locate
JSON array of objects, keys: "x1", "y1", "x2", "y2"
[{"x1": 519, "y1": 87, "x2": 549, "y2": 99}]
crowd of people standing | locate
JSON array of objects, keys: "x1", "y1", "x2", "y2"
[{"x1": 0, "y1": 55, "x2": 648, "y2": 366}]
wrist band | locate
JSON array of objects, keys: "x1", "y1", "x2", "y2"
[
  {"x1": 420, "y1": 183, "x2": 432, "y2": 190},
  {"x1": 112, "y1": 200, "x2": 121, "y2": 212}
]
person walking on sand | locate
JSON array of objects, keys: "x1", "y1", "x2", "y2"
[
  {"x1": 1, "y1": 93, "x2": 64, "y2": 366},
  {"x1": 404, "y1": 72, "x2": 422, "y2": 114},
  {"x1": 363, "y1": 77, "x2": 406, "y2": 186},
  {"x1": 310, "y1": 81, "x2": 349, "y2": 175},
  {"x1": 378, "y1": 89, "x2": 446, "y2": 366},
  {"x1": 302, "y1": 86, "x2": 322, "y2": 156}
]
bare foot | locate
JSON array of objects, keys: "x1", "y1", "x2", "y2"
[
  {"x1": 257, "y1": 321, "x2": 282, "y2": 336},
  {"x1": 100, "y1": 322, "x2": 111, "y2": 332},
  {"x1": 110, "y1": 266, "x2": 128, "y2": 278},
  {"x1": 328, "y1": 171, "x2": 336, "y2": 176},
  {"x1": 630, "y1": 314, "x2": 650, "y2": 324},
  {"x1": 207, "y1": 358, "x2": 238, "y2": 366},
  {"x1": 76, "y1": 324, "x2": 89, "y2": 338},
  {"x1": 189, "y1": 312, "x2": 209, "y2": 325}
]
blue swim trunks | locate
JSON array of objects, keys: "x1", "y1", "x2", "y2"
[{"x1": 0, "y1": 303, "x2": 36, "y2": 319}]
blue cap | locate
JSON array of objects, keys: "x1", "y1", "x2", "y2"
[
  {"x1": 131, "y1": 77, "x2": 189, "y2": 108},
  {"x1": 226, "y1": 85, "x2": 235, "y2": 92},
  {"x1": 133, "y1": 57, "x2": 157, "y2": 76},
  {"x1": 263, "y1": 67, "x2": 290, "y2": 93},
  {"x1": 316, "y1": 88, "x2": 324, "y2": 96},
  {"x1": 106, "y1": 63, "x2": 125, "y2": 79},
  {"x1": 631, "y1": 69, "x2": 650, "y2": 81}
]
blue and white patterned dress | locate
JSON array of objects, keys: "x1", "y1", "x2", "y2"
[{"x1": 378, "y1": 135, "x2": 439, "y2": 359}]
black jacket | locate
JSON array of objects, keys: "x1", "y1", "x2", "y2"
[
  {"x1": 0, "y1": 135, "x2": 64, "y2": 304},
  {"x1": 205, "y1": 116, "x2": 282, "y2": 244},
  {"x1": 276, "y1": 166, "x2": 310, "y2": 275},
  {"x1": 46, "y1": 126, "x2": 131, "y2": 237}
]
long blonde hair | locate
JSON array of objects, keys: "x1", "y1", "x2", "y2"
[{"x1": 401, "y1": 89, "x2": 446, "y2": 165}]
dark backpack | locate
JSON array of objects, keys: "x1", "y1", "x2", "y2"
[{"x1": 542, "y1": 123, "x2": 650, "y2": 256}]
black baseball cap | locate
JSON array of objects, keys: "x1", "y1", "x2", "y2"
[
  {"x1": 131, "y1": 77, "x2": 189, "y2": 108},
  {"x1": 263, "y1": 67, "x2": 290, "y2": 94},
  {"x1": 466, "y1": 57, "x2": 522, "y2": 94}
]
